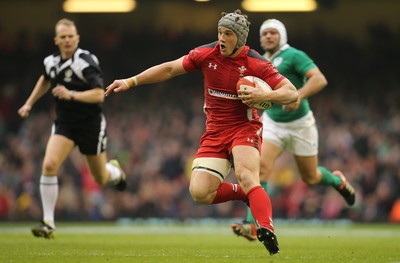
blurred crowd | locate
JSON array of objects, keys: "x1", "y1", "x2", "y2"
[{"x1": 0, "y1": 21, "x2": 399, "y2": 223}]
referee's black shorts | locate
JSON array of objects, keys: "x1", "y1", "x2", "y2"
[{"x1": 52, "y1": 115, "x2": 107, "y2": 155}]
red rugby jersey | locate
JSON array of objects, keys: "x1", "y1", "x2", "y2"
[{"x1": 182, "y1": 41, "x2": 284, "y2": 131}]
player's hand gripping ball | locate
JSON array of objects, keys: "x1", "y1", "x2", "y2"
[{"x1": 236, "y1": 76, "x2": 273, "y2": 110}]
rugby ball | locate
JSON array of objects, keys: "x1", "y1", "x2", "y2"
[{"x1": 236, "y1": 76, "x2": 273, "y2": 110}]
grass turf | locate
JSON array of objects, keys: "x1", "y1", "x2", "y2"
[{"x1": 0, "y1": 222, "x2": 399, "y2": 263}]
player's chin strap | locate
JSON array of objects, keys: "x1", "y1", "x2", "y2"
[
  {"x1": 230, "y1": 48, "x2": 238, "y2": 56},
  {"x1": 229, "y1": 40, "x2": 240, "y2": 56}
]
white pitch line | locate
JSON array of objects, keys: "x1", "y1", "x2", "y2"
[{"x1": 1, "y1": 225, "x2": 399, "y2": 238}]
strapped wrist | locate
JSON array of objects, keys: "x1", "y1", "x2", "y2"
[{"x1": 123, "y1": 76, "x2": 138, "y2": 89}]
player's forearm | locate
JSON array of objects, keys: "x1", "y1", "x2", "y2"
[
  {"x1": 71, "y1": 88, "x2": 104, "y2": 103},
  {"x1": 134, "y1": 64, "x2": 173, "y2": 86},
  {"x1": 123, "y1": 58, "x2": 186, "y2": 88},
  {"x1": 298, "y1": 74, "x2": 328, "y2": 99},
  {"x1": 25, "y1": 75, "x2": 51, "y2": 107},
  {"x1": 268, "y1": 84, "x2": 298, "y2": 105}
]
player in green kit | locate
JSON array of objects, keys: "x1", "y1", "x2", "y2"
[{"x1": 231, "y1": 19, "x2": 356, "y2": 241}]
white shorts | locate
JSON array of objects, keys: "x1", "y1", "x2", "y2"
[{"x1": 262, "y1": 111, "x2": 318, "y2": 156}]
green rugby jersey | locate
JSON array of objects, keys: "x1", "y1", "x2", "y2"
[{"x1": 264, "y1": 45, "x2": 316, "y2": 122}]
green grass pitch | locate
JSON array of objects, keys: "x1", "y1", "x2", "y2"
[{"x1": 0, "y1": 221, "x2": 399, "y2": 263}]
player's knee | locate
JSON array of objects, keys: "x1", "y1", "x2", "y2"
[
  {"x1": 42, "y1": 159, "x2": 59, "y2": 175},
  {"x1": 189, "y1": 185, "x2": 213, "y2": 204}
]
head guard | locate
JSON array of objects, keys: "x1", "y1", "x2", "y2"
[
  {"x1": 218, "y1": 9, "x2": 250, "y2": 49},
  {"x1": 259, "y1": 19, "x2": 288, "y2": 47}
]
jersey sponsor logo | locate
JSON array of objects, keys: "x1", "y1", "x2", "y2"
[
  {"x1": 208, "y1": 88, "x2": 240, "y2": 100},
  {"x1": 238, "y1": 65, "x2": 247, "y2": 77},
  {"x1": 64, "y1": 69, "x2": 73, "y2": 82},
  {"x1": 272, "y1": 57, "x2": 283, "y2": 67},
  {"x1": 208, "y1": 63, "x2": 217, "y2": 70}
]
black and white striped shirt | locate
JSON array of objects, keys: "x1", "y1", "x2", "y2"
[{"x1": 43, "y1": 48, "x2": 104, "y2": 126}]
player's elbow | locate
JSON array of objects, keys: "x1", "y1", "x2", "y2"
[
  {"x1": 319, "y1": 74, "x2": 328, "y2": 89},
  {"x1": 98, "y1": 95, "x2": 105, "y2": 103},
  {"x1": 316, "y1": 73, "x2": 328, "y2": 90}
]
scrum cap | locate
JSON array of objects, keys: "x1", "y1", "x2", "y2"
[
  {"x1": 260, "y1": 19, "x2": 288, "y2": 47},
  {"x1": 218, "y1": 9, "x2": 250, "y2": 49}
]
